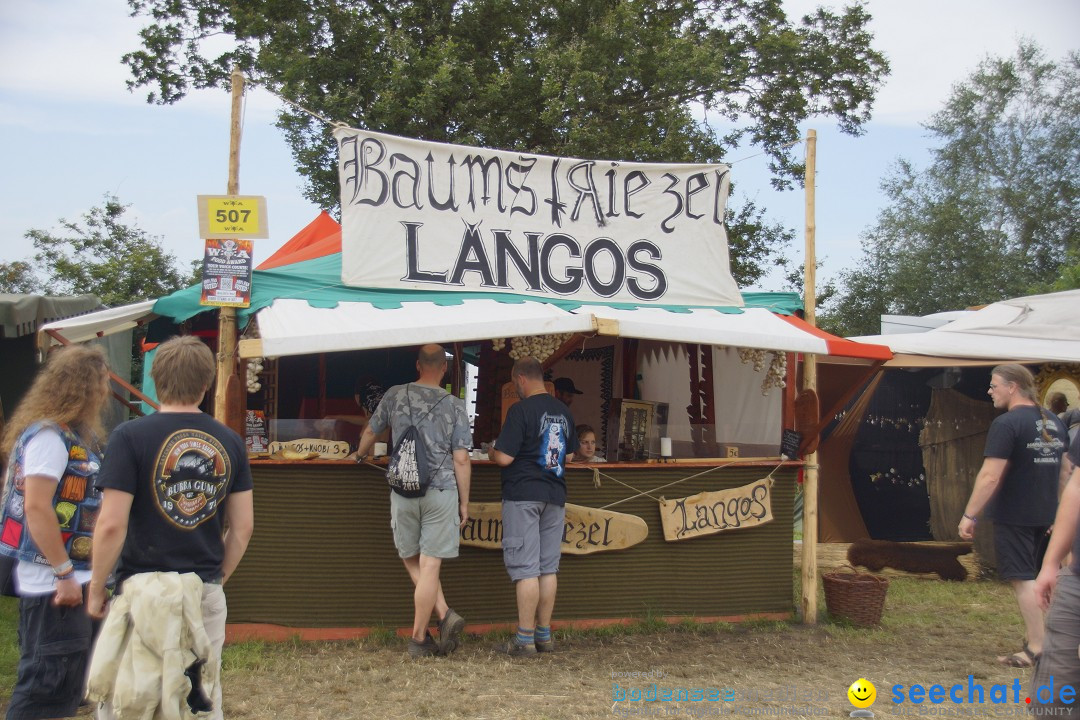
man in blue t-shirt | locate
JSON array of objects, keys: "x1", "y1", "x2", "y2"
[{"x1": 492, "y1": 357, "x2": 576, "y2": 656}]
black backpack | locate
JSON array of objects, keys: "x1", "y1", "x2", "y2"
[{"x1": 385, "y1": 385, "x2": 450, "y2": 498}]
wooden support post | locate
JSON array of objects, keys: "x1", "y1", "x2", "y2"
[
  {"x1": 801, "y1": 129, "x2": 818, "y2": 625},
  {"x1": 213, "y1": 68, "x2": 245, "y2": 430}
]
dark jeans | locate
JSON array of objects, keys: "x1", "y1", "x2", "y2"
[{"x1": 6, "y1": 592, "x2": 95, "y2": 720}]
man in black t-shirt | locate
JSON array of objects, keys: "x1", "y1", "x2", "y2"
[
  {"x1": 959, "y1": 364, "x2": 1068, "y2": 669},
  {"x1": 89, "y1": 336, "x2": 254, "y2": 719},
  {"x1": 492, "y1": 357, "x2": 576, "y2": 656}
]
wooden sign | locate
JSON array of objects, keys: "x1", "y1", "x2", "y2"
[
  {"x1": 268, "y1": 438, "x2": 351, "y2": 459},
  {"x1": 461, "y1": 502, "x2": 648, "y2": 554},
  {"x1": 658, "y1": 479, "x2": 773, "y2": 542}
]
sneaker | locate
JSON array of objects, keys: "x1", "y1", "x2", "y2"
[
  {"x1": 437, "y1": 608, "x2": 466, "y2": 655},
  {"x1": 408, "y1": 632, "x2": 439, "y2": 658},
  {"x1": 495, "y1": 639, "x2": 538, "y2": 657},
  {"x1": 535, "y1": 638, "x2": 554, "y2": 653}
]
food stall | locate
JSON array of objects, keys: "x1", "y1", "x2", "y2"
[{"x1": 40, "y1": 129, "x2": 892, "y2": 635}]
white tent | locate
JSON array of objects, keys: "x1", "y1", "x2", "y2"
[{"x1": 853, "y1": 290, "x2": 1080, "y2": 365}]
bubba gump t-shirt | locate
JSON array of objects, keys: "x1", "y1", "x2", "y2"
[{"x1": 95, "y1": 412, "x2": 252, "y2": 584}]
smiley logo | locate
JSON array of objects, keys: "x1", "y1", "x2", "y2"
[{"x1": 848, "y1": 678, "x2": 876, "y2": 708}]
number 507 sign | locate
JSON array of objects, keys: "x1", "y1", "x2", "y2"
[{"x1": 197, "y1": 195, "x2": 269, "y2": 239}]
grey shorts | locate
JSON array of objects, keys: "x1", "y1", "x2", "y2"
[
  {"x1": 390, "y1": 486, "x2": 460, "y2": 559},
  {"x1": 1030, "y1": 568, "x2": 1080, "y2": 714},
  {"x1": 501, "y1": 500, "x2": 565, "y2": 582}
]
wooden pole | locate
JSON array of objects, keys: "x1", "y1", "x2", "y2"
[
  {"x1": 800, "y1": 129, "x2": 819, "y2": 625},
  {"x1": 213, "y1": 68, "x2": 245, "y2": 424}
]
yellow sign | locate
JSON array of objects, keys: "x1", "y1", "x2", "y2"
[
  {"x1": 658, "y1": 478, "x2": 773, "y2": 542},
  {"x1": 197, "y1": 195, "x2": 269, "y2": 239},
  {"x1": 461, "y1": 502, "x2": 648, "y2": 554}
]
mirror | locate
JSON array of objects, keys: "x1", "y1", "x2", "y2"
[{"x1": 1035, "y1": 364, "x2": 1080, "y2": 412}]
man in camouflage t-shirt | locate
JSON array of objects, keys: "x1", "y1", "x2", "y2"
[{"x1": 357, "y1": 344, "x2": 472, "y2": 657}]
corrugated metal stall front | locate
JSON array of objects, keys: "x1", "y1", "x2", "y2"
[{"x1": 225, "y1": 462, "x2": 797, "y2": 628}]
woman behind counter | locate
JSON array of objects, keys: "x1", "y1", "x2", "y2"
[
  {"x1": 573, "y1": 423, "x2": 607, "y2": 463},
  {"x1": 0, "y1": 344, "x2": 112, "y2": 719}
]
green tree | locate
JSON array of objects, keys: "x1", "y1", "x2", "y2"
[
  {"x1": 122, "y1": 0, "x2": 889, "y2": 286},
  {"x1": 0, "y1": 261, "x2": 42, "y2": 294},
  {"x1": 25, "y1": 195, "x2": 198, "y2": 306},
  {"x1": 824, "y1": 42, "x2": 1080, "y2": 336}
]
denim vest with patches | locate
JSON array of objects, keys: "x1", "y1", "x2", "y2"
[{"x1": 0, "y1": 421, "x2": 102, "y2": 570}]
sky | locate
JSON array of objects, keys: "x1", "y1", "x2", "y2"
[{"x1": 1, "y1": 0, "x2": 1077, "y2": 294}]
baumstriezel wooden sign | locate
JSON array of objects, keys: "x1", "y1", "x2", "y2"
[
  {"x1": 658, "y1": 479, "x2": 773, "y2": 542},
  {"x1": 462, "y1": 502, "x2": 648, "y2": 554}
]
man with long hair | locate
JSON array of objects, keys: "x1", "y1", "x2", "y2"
[
  {"x1": 0, "y1": 344, "x2": 112, "y2": 719},
  {"x1": 959, "y1": 364, "x2": 1069, "y2": 668}
]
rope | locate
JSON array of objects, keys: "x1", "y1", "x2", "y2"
[
  {"x1": 596, "y1": 456, "x2": 788, "y2": 510},
  {"x1": 726, "y1": 137, "x2": 807, "y2": 166},
  {"x1": 261, "y1": 85, "x2": 349, "y2": 129}
]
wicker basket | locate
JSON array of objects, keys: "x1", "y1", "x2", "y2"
[{"x1": 823, "y1": 566, "x2": 889, "y2": 626}]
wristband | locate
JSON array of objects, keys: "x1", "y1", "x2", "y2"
[
  {"x1": 55, "y1": 568, "x2": 75, "y2": 581},
  {"x1": 962, "y1": 513, "x2": 977, "y2": 523},
  {"x1": 52, "y1": 559, "x2": 74, "y2": 577}
]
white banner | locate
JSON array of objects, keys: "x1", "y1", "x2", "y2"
[{"x1": 334, "y1": 127, "x2": 742, "y2": 307}]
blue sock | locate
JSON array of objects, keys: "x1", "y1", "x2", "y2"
[
  {"x1": 516, "y1": 627, "x2": 535, "y2": 646},
  {"x1": 535, "y1": 625, "x2": 551, "y2": 643}
]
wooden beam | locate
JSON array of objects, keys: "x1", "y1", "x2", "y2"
[
  {"x1": 541, "y1": 333, "x2": 586, "y2": 371},
  {"x1": 593, "y1": 317, "x2": 620, "y2": 336},
  {"x1": 801, "y1": 129, "x2": 818, "y2": 627},
  {"x1": 238, "y1": 338, "x2": 264, "y2": 358},
  {"x1": 43, "y1": 328, "x2": 159, "y2": 413}
]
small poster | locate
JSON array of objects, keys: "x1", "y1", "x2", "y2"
[
  {"x1": 200, "y1": 238, "x2": 253, "y2": 308},
  {"x1": 245, "y1": 410, "x2": 269, "y2": 453}
]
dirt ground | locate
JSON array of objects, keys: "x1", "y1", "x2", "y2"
[{"x1": 211, "y1": 579, "x2": 1045, "y2": 720}]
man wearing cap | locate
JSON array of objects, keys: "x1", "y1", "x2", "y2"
[{"x1": 553, "y1": 377, "x2": 583, "y2": 407}]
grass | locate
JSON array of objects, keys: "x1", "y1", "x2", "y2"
[
  {"x1": 0, "y1": 596, "x2": 17, "y2": 700},
  {"x1": 1, "y1": 573, "x2": 1023, "y2": 719}
]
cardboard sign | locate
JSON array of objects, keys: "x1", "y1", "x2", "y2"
[
  {"x1": 461, "y1": 502, "x2": 648, "y2": 554},
  {"x1": 658, "y1": 479, "x2": 773, "y2": 542},
  {"x1": 197, "y1": 195, "x2": 269, "y2": 239},
  {"x1": 268, "y1": 438, "x2": 351, "y2": 459}
]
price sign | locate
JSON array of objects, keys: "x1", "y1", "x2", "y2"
[{"x1": 197, "y1": 195, "x2": 269, "y2": 239}]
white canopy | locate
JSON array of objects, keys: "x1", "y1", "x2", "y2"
[
  {"x1": 854, "y1": 290, "x2": 1080, "y2": 364},
  {"x1": 243, "y1": 298, "x2": 596, "y2": 357},
  {"x1": 238, "y1": 298, "x2": 891, "y2": 360},
  {"x1": 39, "y1": 300, "x2": 156, "y2": 345}
]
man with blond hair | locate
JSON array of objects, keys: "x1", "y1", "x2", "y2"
[
  {"x1": 89, "y1": 335, "x2": 254, "y2": 719},
  {"x1": 357, "y1": 344, "x2": 471, "y2": 658}
]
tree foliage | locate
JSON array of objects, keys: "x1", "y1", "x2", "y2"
[
  {"x1": 122, "y1": 0, "x2": 889, "y2": 286},
  {"x1": 0, "y1": 261, "x2": 42, "y2": 295},
  {"x1": 824, "y1": 42, "x2": 1080, "y2": 337},
  {"x1": 22, "y1": 195, "x2": 198, "y2": 306}
]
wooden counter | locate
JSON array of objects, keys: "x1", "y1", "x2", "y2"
[{"x1": 225, "y1": 461, "x2": 799, "y2": 629}]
